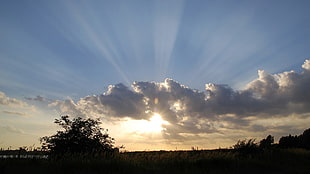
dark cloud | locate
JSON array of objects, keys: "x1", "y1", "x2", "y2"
[
  {"x1": 205, "y1": 84, "x2": 264, "y2": 116},
  {"x1": 99, "y1": 83, "x2": 146, "y2": 118},
  {"x1": 50, "y1": 60, "x2": 310, "y2": 140},
  {"x1": 50, "y1": 83, "x2": 147, "y2": 119},
  {"x1": 25, "y1": 95, "x2": 45, "y2": 102}
]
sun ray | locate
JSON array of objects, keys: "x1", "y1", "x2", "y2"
[{"x1": 153, "y1": 0, "x2": 185, "y2": 80}]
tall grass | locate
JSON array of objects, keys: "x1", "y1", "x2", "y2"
[{"x1": 1, "y1": 148, "x2": 310, "y2": 174}]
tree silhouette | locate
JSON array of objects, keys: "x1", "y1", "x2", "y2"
[
  {"x1": 301, "y1": 128, "x2": 310, "y2": 149},
  {"x1": 277, "y1": 128, "x2": 310, "y2": 149},
  {"x1": 279, "y1": 134, "x2": 300, "y2": 148},
  {"x1": 40, "y1": 115, "x2": 115, "y2": 156},
  {"x1": 259, "y1": 135, "x2": 274, "y2": 149}
]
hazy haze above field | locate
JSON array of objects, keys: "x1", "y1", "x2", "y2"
[{"x1": 1, "y1": 0, "x2": 310, "y2": 151}]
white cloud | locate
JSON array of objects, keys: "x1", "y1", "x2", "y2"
[
  {"x1": 244, "y1": 61, "x2": 310, "y2": 115},
  {"x1": 49, "y1": 98, "x2": 85, "y2": 117},
  {"x1": 302, "y1": 59, "x2": 310, "y2": 70}
]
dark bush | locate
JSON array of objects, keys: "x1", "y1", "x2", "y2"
[
  {"x1": 259, "y1": 135, "x2": 274, "y2": 149},
  {"x1": 40, "y1": 115, "x2": 115, "y2": 157},
  {"x1": 233, "y1": 139, "x2": 260, "y2": 155}
]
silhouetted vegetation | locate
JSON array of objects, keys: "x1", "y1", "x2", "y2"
[
  {"x1": 279, "y1": 128, "x2": 310, "y2": 149},
  {"x1": 233, "y1": 139, "x2": 259, "y2": 155},
  {"x1": 40, "y1": 115, "x2": 116, "y2": 158},
  {"x1": 1, "y1": 125, "x2": 310, "y2": 174},
  {"x1": 259, "y1": 135, "x2": 274, "y2": 149},
  {"x1": 1, "y1": 148, "x2": 310, "y2": 174}
]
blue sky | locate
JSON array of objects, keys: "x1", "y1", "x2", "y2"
[
  {"x1": 1, "y1": 0, "x2": 310, "y2": 150},
  {"x1": 1, "y1": 0, "x2": 309, "y2": 99}
]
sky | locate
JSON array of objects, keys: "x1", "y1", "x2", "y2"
[{"x1": 1, "y1": 0, "x2": 310, "y2": 151}]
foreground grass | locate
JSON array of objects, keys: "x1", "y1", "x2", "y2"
[{"x1": 1, "y1": 148, "x2": 310, "y2": 174}]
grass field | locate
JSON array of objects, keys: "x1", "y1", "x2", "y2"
[{"x1": 1, "y1": 148, "x2": 310, "y2": 174}]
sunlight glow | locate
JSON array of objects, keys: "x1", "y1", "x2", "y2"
[
  {"x1": 122, "y1": 113, "x2": 170, "y2": 134},
  {"x1": 149, "y1": 113, "x2": 170, "y2": 130},
  {"x1": 138, "y1": 113, "x2": 170, "y2": 133}
]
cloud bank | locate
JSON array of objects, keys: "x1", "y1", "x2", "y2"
[{"x1": 50, "y1": 60, "x2": 310, "y2": 140}]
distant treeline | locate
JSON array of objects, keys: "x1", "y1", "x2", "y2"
[
  {"x1": 1, "y1": 128, "x2": 309, "y2": 155},
  {"x1": 278, "y1": 128, "x2": 310, "y2": 149},
  {"x1": 230, "y1": 128, "x2": 310, "y2": 156}
]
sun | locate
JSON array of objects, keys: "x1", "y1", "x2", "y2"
[
  {"x1": 147, "y1": 113, "x2": 170, "y2": 132},
  {"x1": 122, "y1": 113, "x2": 170, "y2": 134}
]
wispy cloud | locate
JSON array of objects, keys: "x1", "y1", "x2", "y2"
[
  {"x1": 0, "y1": 91, "x2": 28, "y2": 107},
  {"x1": 2, "y1": 110, "x2": 27, "y2": 117},
  {"x1": 0, "y1": 91, "x2": 37, "y2": 116},
  {"x1": 0, "y1": 125, "x2": 25, "y2": 134}
]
